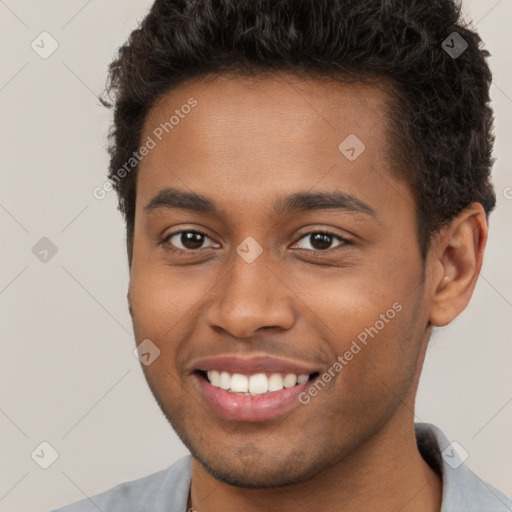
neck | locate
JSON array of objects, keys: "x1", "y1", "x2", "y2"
[{"x1": 189, "y1": 411, "x2": 442, "y2": 512}]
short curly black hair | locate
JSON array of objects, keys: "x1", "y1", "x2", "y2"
[{"x1": 100, "y1": 0, "x2": 495, "y2": 267}]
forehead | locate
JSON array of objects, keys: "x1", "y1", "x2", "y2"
[{"x1": 136, "y1": 73, "x2": 408, "y2": 220}]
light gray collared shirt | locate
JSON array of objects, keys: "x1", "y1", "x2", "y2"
[{"x1": 50, "y1": 423, "x2": 512, "y2": 512}]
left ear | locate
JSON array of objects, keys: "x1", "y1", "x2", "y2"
[{"x1": 427, "y1": 203, "x2": 488, "y2": 327}]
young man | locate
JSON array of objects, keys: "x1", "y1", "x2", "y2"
[{"x1": 54, "y1": 0, "x2": 511, "y2": 511}]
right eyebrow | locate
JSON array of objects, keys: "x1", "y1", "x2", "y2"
[{"x1": 144, "y1": 188, "x2": 223, "y2": 215}]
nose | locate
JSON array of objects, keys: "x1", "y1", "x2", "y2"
[{"x1": 205, "y1": 257, "x2": 295, "y2": 339}]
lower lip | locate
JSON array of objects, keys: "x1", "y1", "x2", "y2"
[{"x1": 194, "y1": 374, "x2": 312, "y2": 422}]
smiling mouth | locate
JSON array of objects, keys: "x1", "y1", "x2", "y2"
[{"x1": 196, "y1": 369, "x2": 320, "y2": 396}]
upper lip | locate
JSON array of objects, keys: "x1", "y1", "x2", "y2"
[{"x1": 189, "y1": 355, "x2": 320, "y2": 375}]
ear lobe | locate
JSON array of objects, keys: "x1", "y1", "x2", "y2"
[{"x1": 429, "y1": 203, "x2": 488, "y2": 327}]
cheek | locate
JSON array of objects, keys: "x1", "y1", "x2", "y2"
[
  {"x1": 296, "y1": 254, "x2": 417, "y2": 340},
  {"x1": 331, "y1": 291, "x2": 425, "y2": 414},
  {"x1": 302, "y1": 254, "x2": 425, "y2": 389},
  {"x1": 129, "y1": 259, "x2": 214, "y2": 336}
]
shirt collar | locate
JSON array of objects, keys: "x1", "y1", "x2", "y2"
[{"x1": 415, "y1": 422, "x2": 512, "y2": 511}]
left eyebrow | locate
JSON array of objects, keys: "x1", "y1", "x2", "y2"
[{"x1": 272, "y1": 191, "x2": 377, "y2": 218}]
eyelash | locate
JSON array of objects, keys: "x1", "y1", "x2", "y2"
[{"x1": 159, "y1": 229, "x2": 351, "y2": 256}]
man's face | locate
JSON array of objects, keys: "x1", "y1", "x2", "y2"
[{"x1": 128, "y1": 74, "x2": 431, "y2": 487}]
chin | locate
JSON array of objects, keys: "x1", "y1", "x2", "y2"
[
  {"x1": 191, "y1": 449, "x2": 320, "y2": 488},
  {"x1": 180, "y1": 430, "x2": 338, "y2": 489}
]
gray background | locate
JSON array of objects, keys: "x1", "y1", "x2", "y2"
[{"x1": 0, "y1": 1, "x2": 510, "y2": 510}]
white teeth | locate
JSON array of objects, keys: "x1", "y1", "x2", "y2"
[
  {"x1": 268, "y1": 373, "x2": 284, "y2": 392},
  {"x1": 230, "y1": 373, "x2": 249, "y2": 393},
  {"x1": 205, "y1": 371, "x2": 311, "y2": 394},
  {"x1": 297, "y1": 374, "x2": 309, "y2": 384},
  {"x1": 283, "y1": 373, "x2": 297, "y2": 388},
  {"x1": 207, "y1": 370, "x2": 220, "y2": 387},
  {"x1": 248, "y1": 373, "x2": 268, "y2": 394},
  {"x1": 219, "y1": 371, "x2": 231, "y2": 390}
]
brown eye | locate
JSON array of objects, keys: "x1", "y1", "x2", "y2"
[
  {"x1": 293, "y1": 232, "x2": 348, "y2": 252},
  {"x1": 162, "y1": 230, "x2": 219, "y2": 252}
]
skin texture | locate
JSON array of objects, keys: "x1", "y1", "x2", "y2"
[{"x1": 127, "y1": 74, "x2": 488, "y2": 512}]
